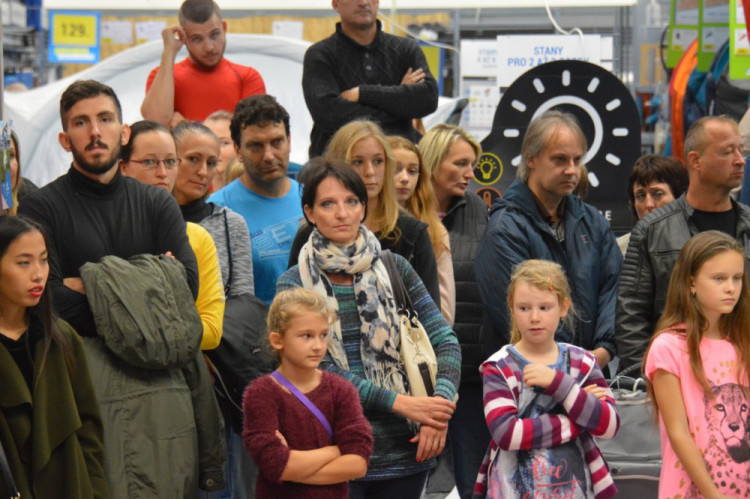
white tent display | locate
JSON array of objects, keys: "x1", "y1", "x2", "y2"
[{"x1": 5, "y1": 33, "x2": 461, "y2": 187}]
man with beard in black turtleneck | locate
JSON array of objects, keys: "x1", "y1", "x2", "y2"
[
  {"x1": 17, "y1": 80, "x2": 217, "y2": 496},
  {"x1": 19, "y1": 80, "x2": 198, "y2": 332}
]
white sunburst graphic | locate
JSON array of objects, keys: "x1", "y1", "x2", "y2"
[{"x1": 502, "y1": 69, "x2": 632, "y2": 190}]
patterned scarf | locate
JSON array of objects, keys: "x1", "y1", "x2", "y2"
[{"x1": 298, "y1": 226, "x2": 408, "y2": 396}]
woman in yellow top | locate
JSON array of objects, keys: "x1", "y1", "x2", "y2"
[{"x1": 120, "y1": 120, "x2": 225, "y2": 350}]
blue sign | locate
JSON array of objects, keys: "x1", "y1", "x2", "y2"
[{"x1": 48, "y1": 11, "x2": 100, "y2": 64}]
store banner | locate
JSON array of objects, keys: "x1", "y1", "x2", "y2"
[
  {"x1": 729, "y1": 0, "x2": 750, "y2": 78},
  {"x1": 698, "y1": 0, "x2": 729, "y2": 70},
  {"x1": 48, "y1": 10, "x2": 101, "y2": 64},
  {"x1": 495, "y1": 34, "x2": 602, "y2": 88},
  {"x1": 667, "y1": 0, "x2": 700, "y2": 68}
]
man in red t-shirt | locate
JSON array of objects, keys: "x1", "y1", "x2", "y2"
[{"x1": 141, "y1": 0, "x2": 265, "y2": 127}]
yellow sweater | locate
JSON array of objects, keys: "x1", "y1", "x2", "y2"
[{"x1": 186, "y1": 222, "x2": 225, "y2": 350}]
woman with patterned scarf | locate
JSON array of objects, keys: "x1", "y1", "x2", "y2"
[{"x1": 276, "y1": 157, "x2": 461, "y2": 499}]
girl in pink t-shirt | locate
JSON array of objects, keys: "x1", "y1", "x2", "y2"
[{"x1": 645, "y1": 231, "x2": 750, "y2": 499}]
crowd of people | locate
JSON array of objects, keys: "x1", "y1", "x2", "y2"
[{"x1": 0, "y1": 0, "x2": 748, "y2": 498}]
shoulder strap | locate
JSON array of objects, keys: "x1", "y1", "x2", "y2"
[
  {"x1": 271, "y1": 371, "x2": 333, "y2": 439},
  {"x1": 222, "y1": 210, "x2": 234, "y2": 294},
  {"x1": 381, "y1": 250, "x2": 414, "y2": 313}
]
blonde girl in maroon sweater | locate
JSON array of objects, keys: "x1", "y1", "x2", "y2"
[{"x1": 242, "y1": 288, "x2": 373, "y2": 498}]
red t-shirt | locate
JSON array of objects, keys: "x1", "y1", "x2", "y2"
[{"x1": 146, "y1": 57, "x2": 266, "y2": 121}]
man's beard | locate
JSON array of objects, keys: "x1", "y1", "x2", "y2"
[
  {"x1": 71, "y1": 139, "x2": 121, "y2": 176},
  {"x1": 190, "y1": 44, "x2": 225, "y2": 71}
]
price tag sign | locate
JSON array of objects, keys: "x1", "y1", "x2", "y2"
[{"x1": 48, "y1": 11, "x2": 100, "y2": 64}]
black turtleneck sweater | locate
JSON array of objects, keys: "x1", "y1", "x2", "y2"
[
  {"x1": 17, "y1": 166, "x2": 198, "y2": 338},
  {"x1": 302, "y1": 21, "x2": 439, "y2": 157},
  {"x1": 179, "y1": 197, "x2": 214, "y2": 224}
]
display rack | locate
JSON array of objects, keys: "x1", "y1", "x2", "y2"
[{"x1": 2, "y1": 0, "x2": 47, "y2": 88}]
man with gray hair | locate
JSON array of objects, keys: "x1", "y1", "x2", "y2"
[
  {"x1": 616, "y1": 115, "x2": 750, "y2": 373},
  {"x1": 475, "y1": 110, "x2": 621, "y2": 368}
]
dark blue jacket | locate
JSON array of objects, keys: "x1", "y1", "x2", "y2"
[{"x1": 475, "y1": 178, "x2": 622, "y2": 359}]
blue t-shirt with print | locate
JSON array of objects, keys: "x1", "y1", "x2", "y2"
[{"x1": 209, "y1": 178, "x2": 303, "y2": 304}]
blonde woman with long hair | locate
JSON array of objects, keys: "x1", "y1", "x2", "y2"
[
  {"x1": 419, "y1": 123, "x2": 489, "y2": 499},
  {"x1": 289, "y1": 120, "x2": 440, "y2": 306},
  {"x1": 388, "y1": 135, "x2": 455, "y2": 326}
]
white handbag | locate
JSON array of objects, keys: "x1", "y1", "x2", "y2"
[{"x1": 382, "y1": 250, "x2": 438, "y2": 397}]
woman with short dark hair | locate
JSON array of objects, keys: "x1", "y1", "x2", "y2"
[
  {"x1": 278, "y1": 157, "x2": 460, "y2": 499},
  {"x1": 618, "y1": 154, "x2": 688, "y2": 254}
]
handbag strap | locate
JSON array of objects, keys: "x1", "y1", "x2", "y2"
[
  {"x1": 383, "y1": 250, "x2": 436, "y2": 396},
  {"x1": 271, "y1": 371, "x2": 333, "y2": 439},
  {"x1": 381, "y1": 250, "x2": 415, "y2": 314},
  {"x1": 0, "y1": 437, "x2": 20, "y2": 499},
  {"x1": 221, "y1": 210, "x2": 234, "y2": 295}
]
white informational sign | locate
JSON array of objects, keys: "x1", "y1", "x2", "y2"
[
  {"x1": 102, "y1": 20, "x2": 134, "y2": 44},
  {"x1": 135, "y1": 20, "x2": 166, "y2": 44},
  {"x1": 702, "y1": 26, "x2": 729, "y2": 52},
  {"x1": 272, "y1": 20, "x2": 303, "y2": 40},
  {"x1": 496, "y1": 34, "x2": 602, "y2": 87},
  {"x1": 462, "y1": 83, "x2": 500, "y2": 129},
  {"x1": 734, "y1": 27, "x2": 750, "y2": 55},
  {"x1": 671, "y1": 28, "x2": 699, "y2": 50},
  {"x1": 460, "y1": 40, "x2": 498, "y2": 78}
]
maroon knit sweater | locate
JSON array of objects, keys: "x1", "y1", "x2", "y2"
[{"x1": 243, "y1": 371, "x2": 373, "y2": 498}]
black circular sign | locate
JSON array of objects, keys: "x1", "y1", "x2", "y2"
[{"x1": 477, "y1": 60, "x2": 641, "y2": 234}]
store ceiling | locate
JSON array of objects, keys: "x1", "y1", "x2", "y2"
[{"x1": 42, "y1": 0, "x2": 637, "y2": 11}]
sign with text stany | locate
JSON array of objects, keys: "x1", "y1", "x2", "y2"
[{"x1": 496, "y1": 34, "x2": 602, "y2": 87}]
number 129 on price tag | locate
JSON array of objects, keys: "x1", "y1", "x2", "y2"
[{"x1": 52, "y1": 14, "x2": 98, "y2": 46}]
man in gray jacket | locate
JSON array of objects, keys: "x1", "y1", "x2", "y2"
[{"x1": 616, "y1": 115, "x2": 750, "y2": 373}]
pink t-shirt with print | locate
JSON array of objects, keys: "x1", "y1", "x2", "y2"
[{"x1": 645, "y1": 328, "x2": 749, "y2": 499}]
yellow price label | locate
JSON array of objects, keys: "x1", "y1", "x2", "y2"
[{"x1": 52, "y1": 14, "x2": 97, "y2": 46}]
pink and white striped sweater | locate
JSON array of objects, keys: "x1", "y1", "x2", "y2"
[{"x1": 473, "y1": 343, "x2": 620, "y2": 498}]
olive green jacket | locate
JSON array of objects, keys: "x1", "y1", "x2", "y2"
[{"x1": 0, "y1": 319, "x2": 107, "y2": 498}]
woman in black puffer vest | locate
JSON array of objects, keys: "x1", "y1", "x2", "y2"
[{"x1": 420, "y1": 124, "x2": 489, "y2": 499}]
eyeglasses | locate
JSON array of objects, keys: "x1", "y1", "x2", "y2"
[{"x1": 128, "y1": 158, "x2": 181, "y2": 170}]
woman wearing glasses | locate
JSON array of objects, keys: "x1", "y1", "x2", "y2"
[{"x1": 120, "y1": 120, "x2": 225, "y2": 351}]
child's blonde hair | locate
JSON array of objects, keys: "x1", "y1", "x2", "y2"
[
  {"x1": 267, "y1": 287, "x2": 336, "y2": 338},
  {"x1": 507, "y1": 259, "x2": 575, "y2": 344}
]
